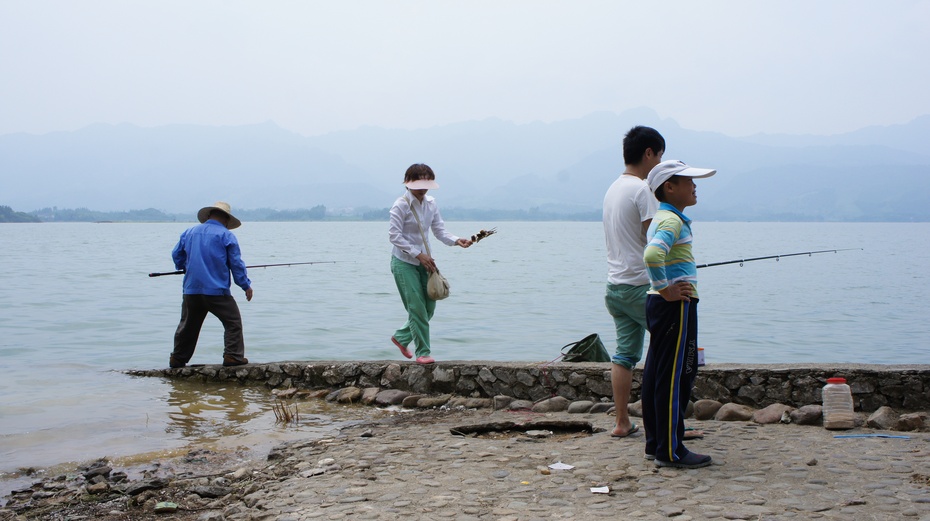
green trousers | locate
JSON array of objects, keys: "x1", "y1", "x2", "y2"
[{"x1": 391, "y1": 256, "x2": 436, "y2": 357}]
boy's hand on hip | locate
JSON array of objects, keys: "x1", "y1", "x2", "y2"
[{"x1": 659, "y1": 281, "x2": 692, "y2": 302}]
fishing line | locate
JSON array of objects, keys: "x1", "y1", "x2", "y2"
[
  {"x1": 148, "y1": 261, "x2": 341, "y2": 277},
  {"x1": 696, "y1": 248, "x2": 862, "y2": 269}
]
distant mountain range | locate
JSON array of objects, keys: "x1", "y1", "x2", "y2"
[{"x1": 2, "y1": 108, "x2": 929, "y2": 221}]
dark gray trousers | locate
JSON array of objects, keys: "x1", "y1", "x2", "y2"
[{"x1": 172, "y1": 294, "x2": 246, "y2": 364}]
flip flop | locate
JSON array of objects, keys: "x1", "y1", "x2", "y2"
[
  {"x1": 610, "y1": 424, "x2": 639, "y2": 438},
  {"x1": 684, "y1": 430, "x2": 705, "y2": 440}
]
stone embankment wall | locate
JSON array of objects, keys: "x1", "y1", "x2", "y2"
[{"x1": 127, "y1": 361, "x2": 930, "y2": 412}]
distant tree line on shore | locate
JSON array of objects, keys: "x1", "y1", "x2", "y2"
[
  {"x1": 439, "y1": 207, "x2": 600, "y2": 222},
  {"x1": 28, "y1": 207, "x2": 184, "y2": 222},
  {"x1": 235, "y1": 206, "x2": 327, "y2": 221},
  {"x1": 8, "y1": 203, "x2": 922, "y2": 223},
  {"x1": 361, "y1": 207, "x2": 600, "y2": 221},
  {"x1": 11, "y1": 205, "x2": 331, "y2": 223},
  {"x1": 0, "y1": 205, "x2": 41, "y2": 223},
  {"x1": 3, "y1": 204, "x2": 601, "y2": 223}
]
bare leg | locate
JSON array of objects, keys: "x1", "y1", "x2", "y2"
[{"x1": 611, "y1": 364, "x2": 636, "y2": 436}]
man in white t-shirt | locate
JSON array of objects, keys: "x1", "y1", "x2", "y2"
[{"x1": 602, "y1": 126, "x2": 665, "y2": 438}]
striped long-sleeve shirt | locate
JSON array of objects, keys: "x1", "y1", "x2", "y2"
[{"x1": 643, "y1": 203, "x2": 699, "y2": 299}]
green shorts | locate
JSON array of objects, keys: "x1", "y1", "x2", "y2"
[{"x1": 605, "y1": 283, "x2": 649, "y2": 369}]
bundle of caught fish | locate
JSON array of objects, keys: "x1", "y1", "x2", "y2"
[{"x1": 470, "y1": 228, "x2": 497, "y2": 243}]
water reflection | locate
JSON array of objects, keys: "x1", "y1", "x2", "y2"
[
  {"x1": 158, "y1": 377, "x2": 376, "y2": 452},
  {"x1": 0, "y1": 377, "x2": 380, "y2": 501},
  {"x1": 164, "y1": 379, "x2": 269, "y2": 442}
]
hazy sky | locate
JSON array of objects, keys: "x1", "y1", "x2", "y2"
[{"x1": 2, "y1": 1, "x2": 929, "y2": 138}]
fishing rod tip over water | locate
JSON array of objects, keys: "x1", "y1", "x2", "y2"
[{"x1": 696, "y1": 248, "x2": 863, "y2": 269}]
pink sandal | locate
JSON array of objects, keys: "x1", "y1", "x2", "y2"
[{"x1": 391, "y1": 337, "x2": 413, "y2": 359}]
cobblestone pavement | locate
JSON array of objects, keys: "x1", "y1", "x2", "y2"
[{"x1": 239, "y1": 407, "x2": 930, "y2": 521}]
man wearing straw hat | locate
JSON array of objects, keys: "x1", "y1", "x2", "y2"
[{"x1": 169, "y1": 201, "x2": 253, "y2": 368}]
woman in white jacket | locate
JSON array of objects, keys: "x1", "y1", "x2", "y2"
[{"x1": 388, "y1": 164, "x2": 472, "y2": 364}]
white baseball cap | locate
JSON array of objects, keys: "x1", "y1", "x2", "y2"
[{"x1": 647, "y1": 160, "x2": 716, "y2": 193}]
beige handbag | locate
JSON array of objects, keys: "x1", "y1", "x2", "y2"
[
  {"x1": 406, "y1": 195, "x2": 450, "y2": 300},
  {"x1": 426, "y1": 269, "x2": 450, "y2": 301}
]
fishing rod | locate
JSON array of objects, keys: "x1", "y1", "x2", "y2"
[
  {"x1": 148, "y1": 261, "x2": 340, "y2": 277},
  {"x1": 696, "y1": 248, "x2": 862, "y2": 269}
]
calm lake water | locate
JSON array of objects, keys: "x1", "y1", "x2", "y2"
[{"x1": 1, "y1": 221, "x2": 928, "y2": 493}]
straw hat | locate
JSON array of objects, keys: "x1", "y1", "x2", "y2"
[{"x1": 197, "y1": 201, "x2": 242, "y2": 230}]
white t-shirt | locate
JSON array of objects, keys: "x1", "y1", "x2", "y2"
[{"x1": 603, "y1": 174, "x2": 658, "y2": 285}]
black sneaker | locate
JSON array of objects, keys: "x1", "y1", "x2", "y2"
[
  {"x1": 655, "y1": 452, "x2": 712, "y2": 469},
  {"x1": 169, "y1": 356, "x2": 186, "y2": 369},
  {"x1": 222, "y1": 355, "x2": 249, "y2": 367}
]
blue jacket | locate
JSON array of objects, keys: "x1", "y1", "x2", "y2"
[{"x1": 172, "y1": 219, "x2": 251, "y2": 296}]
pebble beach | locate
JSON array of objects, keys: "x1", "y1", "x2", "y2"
[{"x1": 4, "y1": 404, "x2": 930, "y2": 520}]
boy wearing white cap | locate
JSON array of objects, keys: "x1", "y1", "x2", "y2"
[{"x1": 641, "y1": 160, "x2": 716, "y2": 469}]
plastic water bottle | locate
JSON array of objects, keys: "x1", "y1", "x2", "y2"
[{"x1": 822, "y1": 377, "x2": 855, "y2": 430}]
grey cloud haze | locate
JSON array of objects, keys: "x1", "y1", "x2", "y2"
[{"x1": 2, "y1": 1, "x2": 929, "y2": 138}]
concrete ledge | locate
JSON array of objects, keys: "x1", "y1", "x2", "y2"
[{"x1": 125, "y1": 361, "x2": 930, "y2": 412}]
